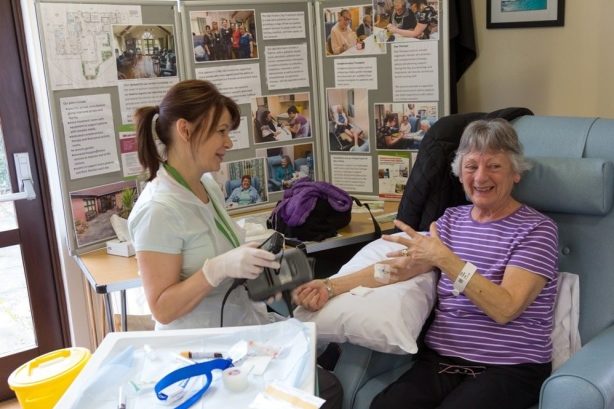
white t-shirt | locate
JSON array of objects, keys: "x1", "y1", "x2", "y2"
[{"x1": 128, "y1": 166, "x2": 270, "y2": 330}]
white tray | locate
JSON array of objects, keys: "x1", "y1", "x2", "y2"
[{"x1": 55, "y1": 320, "x2": 315, "y2": 409}]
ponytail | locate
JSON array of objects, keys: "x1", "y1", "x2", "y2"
[{"x1": 134, "y1": 105, "x2": 162, "y2": 181}]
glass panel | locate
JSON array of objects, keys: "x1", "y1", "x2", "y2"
[
  {"x1": 0, "y1": 245, "x2": 36, "y2": 357},
  {"x1": 0, "y1": 118, "x2": 18, "y2": 231}
]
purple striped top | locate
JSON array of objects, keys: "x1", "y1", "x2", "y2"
[{"x1": 425, "y1": 204, "x2": 559, "y2": 365}]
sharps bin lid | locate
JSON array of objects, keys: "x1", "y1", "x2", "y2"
[{"x1": 8, "y1": 347, "x2": 91, "y2": 387}]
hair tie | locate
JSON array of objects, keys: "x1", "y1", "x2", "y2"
[
  {"x1": 151, "y1": 112, "x2": 159, "y2": 132},
  {"x1": 151, "y1": 113, "x2": 167, "y2": 160},
  {"x1": 151, "y1": 112, "x2": 161, "y2": 143}
]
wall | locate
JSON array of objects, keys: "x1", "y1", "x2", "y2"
[{"x1": 458, "y1": 0, "x2": 614, "y2": 118}]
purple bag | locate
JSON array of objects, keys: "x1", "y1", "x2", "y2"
[{"x1": 267, "y1": 179, "x2": 353, "y2": 241}]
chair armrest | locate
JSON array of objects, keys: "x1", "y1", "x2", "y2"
[
  {"x1": 333, "y1": 343, "x2": 413, "y2": 409},
  {"x1": 540, "y1": 325, "x2": 614, "y2": 409},
  {"x1": 333, "y1": 344, "x2": 376, "y2": 409}
]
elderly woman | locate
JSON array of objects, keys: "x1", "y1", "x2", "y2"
[
  {"x1": 294, "y1": 118, "x2": 559, "y2": 409},
  {"x1": 330, "y1": 9, "x2": 357, "y2": 55}
]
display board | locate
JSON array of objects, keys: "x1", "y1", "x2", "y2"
[
  {"x1": 180, "y1": 0, "x2": 321, "y2": 216},
  {"x1": 34, "y1": 0, "x2": 447, "y2": 254},
  {"x1": 316, "y1": 0, "x2": 448, "y2": 199},
  {"x1": 36, "y1": 0, "x2": 182, "y2": 253}
]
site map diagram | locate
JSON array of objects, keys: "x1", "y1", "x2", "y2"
[{"x1": 40, "y1": 3, "x2": 142, "y2": 90}]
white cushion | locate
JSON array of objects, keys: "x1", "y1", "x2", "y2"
[
  {"x1": 295, "y1": 233, "x2": 437, "y2": 355},
  {"x1": 295, "y1": 233, "x2": 581, "y2": 362},
  {"x1": 551, "y1": 272, "x2": 581, "y2": 370}
]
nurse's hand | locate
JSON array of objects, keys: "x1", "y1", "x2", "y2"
[{"x1": 203, "y1": 242, "x2": 281, "y2": 287}]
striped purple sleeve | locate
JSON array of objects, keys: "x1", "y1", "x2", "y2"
[{"x1": 508, "y1": 218, "x2": 558, "y2": 281}]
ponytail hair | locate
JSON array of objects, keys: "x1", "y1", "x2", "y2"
[
  {"x1": 134, "y1": 105, "x2": 163, "y2": 181},
  {"x1": 133, "y1": 80, "x2": 240, "y2": 181}
]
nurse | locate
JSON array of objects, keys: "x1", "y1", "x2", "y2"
[
  {"x1": 129, "y1": 79, "x2": 279, "y2": 329},
  {"x1": 129, "y1": 80, "x2": 343, "y2": 409}
]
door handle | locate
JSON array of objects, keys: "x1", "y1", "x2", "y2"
[{"x1": 0, "y1": 152, "x2": 36, "y2": 202}]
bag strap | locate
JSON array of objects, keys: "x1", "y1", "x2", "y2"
[
  {"x1": 154, "y1": 358, "x2": 233, "y2": 408},
  {"x1": 351, "y1": 197, "x2": 382, "y2": 239}
]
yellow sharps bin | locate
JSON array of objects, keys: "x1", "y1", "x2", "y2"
[{"x1": 8, "y1": 347, "x2": 91, "y2": 409}]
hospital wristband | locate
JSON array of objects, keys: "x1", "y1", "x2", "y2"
[{"x1": 452, "y1": 262, "x2": 477, "y2": 296}]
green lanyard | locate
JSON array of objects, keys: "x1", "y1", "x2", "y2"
[
  {"x1": 163, "y1": 163, "x2": 239, "y2": 248},
  {"x1": 210, "y1": 198, "x2": 240, "y2": 248}
]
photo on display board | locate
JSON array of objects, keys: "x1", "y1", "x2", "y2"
[
  {"x1": 251, "y1": 93, "x2": 312, "y2": 144},
  {"x1": 326, "y1": 88, "x2": 370, "y2": 153},
  {"x1": 323, "y1": 5, "x2": 386, "y2": 57},
  {"x1": 372, "y1": 0, "x2": 439, "y2": 43},
  {"x1": 213, "y1": 157, "x2": 268, "y2": 210},
  {"x1": 69, "y1": 180, "x2": 138, "y2": 247},
  {"x1": 256, "y1": 142, "x2": 315, "y2": 192},
  {"x1": 374, "y1": 102, "x2": 438, "y2": 150},
  {"x1": 113, "y1": 25, "x2": 177, "y2": 80},
  {"x1": 189, "y1": 10, "x2": 257, "y2": 63},
  {"x1": 378, "y1": 151, "x2": 411, "y2": 199}
]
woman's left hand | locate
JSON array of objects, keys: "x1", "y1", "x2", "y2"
[
  {"x1": 383, "y1": 220, "x2": 450, "y2": 267},
  {"x1": 292, "y1": 280, "x2": 328, "y2": 311}
]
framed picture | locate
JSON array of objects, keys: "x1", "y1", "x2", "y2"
[{"x1": 487, "y1": 0, "x2": 564, "y2": 29}]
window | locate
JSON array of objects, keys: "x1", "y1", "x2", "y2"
[
  {"x1": 84, "y1": 198, "x2": 95, "y2": 213},
  {"x1": 142, "y1": 31, "x2": 155, "y2": 55}
]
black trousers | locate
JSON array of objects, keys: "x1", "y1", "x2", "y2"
[
  {"x1": 318, "y1": 366, "x2": 343, "y2": 409},
  {"x1": 371, "y1": 347, "x2": 551, "y2": 409}
]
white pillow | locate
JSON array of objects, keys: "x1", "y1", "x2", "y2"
[
  {"x1": 295, "y1": 232, "x2": 437, "y2": 355},
  {"x1": 295, "y1": 233, "x2": 581, "y2": 361}
]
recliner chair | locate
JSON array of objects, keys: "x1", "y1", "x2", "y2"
[
  {"x1": 332, "y1": 115, "x2": 614, "y2": 409},
  {"x1": 267, "y1": 155, "x2": 283, "y2": 192},
  {"x1": 294, "y1": 157, "x2": 308, "y2": 173}
]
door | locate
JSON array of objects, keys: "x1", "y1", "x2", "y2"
[{"x1": 0, "y1": 0, "x2": 68, "y2": 399}]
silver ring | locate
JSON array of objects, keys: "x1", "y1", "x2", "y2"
[{"x1": 401, "y1": 248, "x2": 409, "y2": 257}]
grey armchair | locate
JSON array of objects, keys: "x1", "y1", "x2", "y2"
[{"x1": 267, "y1": 155, "x2": 283, "y2": 192}]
